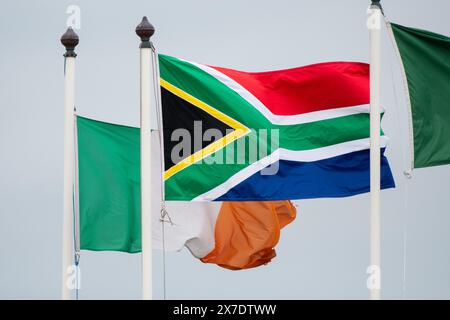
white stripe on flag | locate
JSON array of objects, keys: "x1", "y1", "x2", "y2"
[{"x1": 193, "y1": 136, "x2": 389, "y2": 201}]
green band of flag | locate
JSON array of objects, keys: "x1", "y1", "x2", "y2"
[{"x1": 389, "y1": 22, "x2": 450, "y2": 169}]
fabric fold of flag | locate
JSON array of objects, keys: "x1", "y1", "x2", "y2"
[
  {"x1": 199, "y1": 201, "x2": 296, "y2": 270},
  {"x1": 388, "y1": 22, "x2": 450, "y2": 169}
]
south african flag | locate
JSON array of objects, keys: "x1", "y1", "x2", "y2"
[{"x1": 159, "y1": 55, "x2": 395, "y2": 201}]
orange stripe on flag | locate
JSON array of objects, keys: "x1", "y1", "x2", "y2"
[{"x1": 201, "y1": 201, "x2": 297, "y2": 270}]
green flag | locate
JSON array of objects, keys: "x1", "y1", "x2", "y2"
[
  {"x1": 77, "y1": 116, "x2": 142, "y2": 252},
  {"x1": 389, "y1": 22, "x2": 450, "y2": 168}
]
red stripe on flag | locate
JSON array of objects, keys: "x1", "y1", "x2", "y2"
[{"x1": 210, "y1": 62, "x2": 369, "y2": 116}]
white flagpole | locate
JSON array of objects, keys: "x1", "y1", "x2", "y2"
[
  {"x1": 60, "y1": 27, "x2": 79, "y2": 300},
  {"x1": 136, "y1": 16, "x2": 155, "y2": 300},
  {"x1": 368, "y1": 0, "x2": 382, "y2": 300}
]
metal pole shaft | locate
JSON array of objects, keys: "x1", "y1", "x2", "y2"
[
  {"x1": 140, "y1": 47, "x2": 153, "y2": 300},
  {"x1": 369, "y1": 4, "x2": 381, "y2": 300},
  {"x1": 136, "y1": 16, "x2": 155, "y2": 300}
]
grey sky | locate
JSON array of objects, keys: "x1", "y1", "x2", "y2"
[{"x1": 0, "y1": 0, "x2": 449, "y2": 299}]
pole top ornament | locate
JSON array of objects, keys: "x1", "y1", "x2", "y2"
[
  {"x1": 136, "y1": 16, "x2": 155, "y2": 48},
  {"x1": 61, "y1": 27, "x2": 79, "y2": 57},
  {"x1": 371, "y1": 0, "x2": 383, "y2": 10}
]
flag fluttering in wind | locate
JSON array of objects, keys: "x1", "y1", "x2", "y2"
[
  {"x1": 77, "y1": 116, "x2": 296, "y2": 269},
  {"x1": 158, "y1": 200, "x2": 297, "y2": 270},
  {"x1": 159, "y1": 55, "x2": 395, "y2": 200},
  {"x1": 388, "y1": 22, "x2": 450, "y2": 169},
  {"x1": 76, "y1": 54, "x2": 395, "y2": 270}
]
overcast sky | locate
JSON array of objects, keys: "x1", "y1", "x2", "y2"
[{"x1": 1, "y1": 0, "x2": 450, "y2": 299}]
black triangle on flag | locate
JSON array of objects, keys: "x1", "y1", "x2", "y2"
[{"x1": 161, "y1": 87, "x2": 232, "y2": 171}]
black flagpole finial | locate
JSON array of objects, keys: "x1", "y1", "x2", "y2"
[
  {"x1": 371, "y1": 0, "x2": 382, "y2": 9},
  {"x1": 60, "y1": 27, "x2": 79, "y2": 58},
  {"x1": 371, "y1": 0, "x2": 384, "y2": 14},
  {"x1": 135, "y1": 16, "x2": 155, "y2": 48}
]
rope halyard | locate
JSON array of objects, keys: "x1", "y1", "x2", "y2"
[
  {"x1": 385, "y1": 16, "x2": 415, "y2": 177},
  {"x1": 74, "y1": 250, "x2": 80, "y2": 300},
  {"x1": 71, "y1": 180, "x2": 81, "y2": 302},
  {"x1": 71, "y1": 187, "x2": 80, "y2": 300},
  {"x1": 160, "y1": 203, "x2": 173, "y2": 300},
  {"x1": 151, "y1": 42, "x2": 166, "y2": 199},
  {"x1": 387, "y1": 38, "x2": 413, "y2": 181},
  {"x1": 385, "y1": 13, "x2": 411, "y2": 298},
  {"x1": 150, "y1": 43, "x2": 172, "y2": 300},
  {"x1": 160, "y1": 204, "x2": 174, "y2": 225},
  {"x1": 402, "y1": 180, "x2": 410, "y2": 299},
  {"x1": 388, "y1": 38, "x2": 411, "y2": 300},
  {"x1": 73, "y1": 110, "x2": 81, "y2": 300}
]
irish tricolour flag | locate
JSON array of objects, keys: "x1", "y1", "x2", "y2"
[
  {"x1": 77, "y1": 123, "x2": 297, "y2": 268},
  {"x1": 159, "y1": 55, "x2": 395, "y2": 201}
]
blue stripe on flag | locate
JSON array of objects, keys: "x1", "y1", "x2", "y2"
[{"x1": 216, "y1": 148, "x2": 395, "y2": 201}]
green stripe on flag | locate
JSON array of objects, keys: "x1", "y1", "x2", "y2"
[{"x1": 390, "y1": 22, "x2": 450, "y2": 168}]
